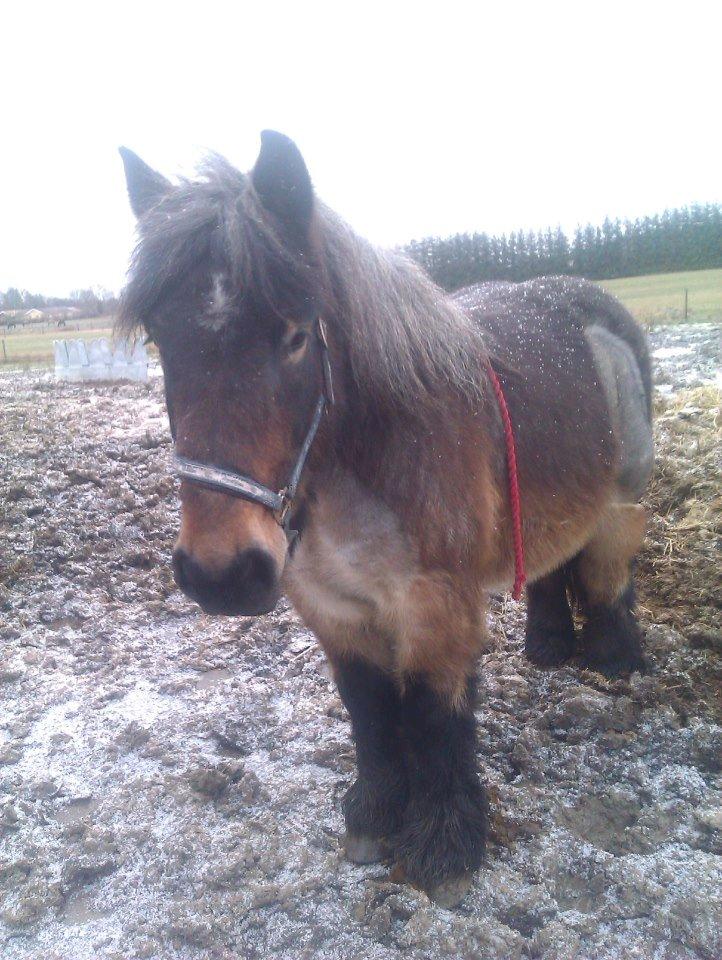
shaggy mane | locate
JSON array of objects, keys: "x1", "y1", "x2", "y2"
[{"x1": 118, "y1": 155, "x2": 490, "y2": 415}]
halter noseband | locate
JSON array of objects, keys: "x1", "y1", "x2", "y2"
[{"x1": 173, "y1": 317, "x2": 334, "y2": 536}]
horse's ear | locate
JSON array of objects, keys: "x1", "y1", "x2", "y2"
[
  {"x1": 251, "y1": 131, "x2": 314, "y2": 236},
  {"x1": 119, "y1": 147, "x2": 171, "y2": 218}
]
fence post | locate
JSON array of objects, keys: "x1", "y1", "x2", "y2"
[
  {"x1": 2, "y1": 339, "x2": 6, "y2": 362},
  {"x1": 683, "y1": 288, "x2": 688, "y2": 320}
]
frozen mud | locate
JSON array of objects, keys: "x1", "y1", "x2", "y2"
[{"x1": 0, "y1": 324, "x2": 720, "y2": 959}]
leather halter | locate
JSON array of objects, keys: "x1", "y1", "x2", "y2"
[{"x1": 173, "y1": 317, "x2": 334, "y2": 536}]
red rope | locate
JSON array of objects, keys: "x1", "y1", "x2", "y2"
[{"x1": 484, "y1": 357, "x2": 526, "y2": 601}]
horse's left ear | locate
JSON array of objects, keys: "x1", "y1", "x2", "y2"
[
  {"x1": 119, "y1": 147, "x2": 171, "y2": 218},
  {"x1": 252, "y1": 131, "x2": 314, "y2": 236}
]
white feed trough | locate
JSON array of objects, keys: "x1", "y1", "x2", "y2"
[{"x1": 54, "y1": 338, "x2": 149, "y2": 383}]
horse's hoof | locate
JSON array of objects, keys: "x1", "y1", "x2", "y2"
[
  {"x1": 343, "y1": 832, "x2": 387, "y2": 864},
  {"x1": 581, "y1": 604, "x2": 647, "y2": 677},
  {"x1": 582, "y1": 652, "x2": 649, "y2": 678},
  {"x1": 524, "y1": 636, "x2": 575, "y2": 667},
  {"x1": 427, "y1": 872, "x2": 473, "y2": 908},
  {"x1": 525, "y1": 625, "x2": 576, "y2": 667}
]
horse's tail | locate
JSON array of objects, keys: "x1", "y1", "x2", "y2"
[
  {"x1": 582, "y1": 284, "x2": 652, "y2": 422},
  {"x1": 530, "y1": 277, "x2": 653, "y2": 421}
]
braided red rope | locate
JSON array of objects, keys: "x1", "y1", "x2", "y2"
[{"x1": 484, "y1": 358, "x2": 526, "y2": 600}]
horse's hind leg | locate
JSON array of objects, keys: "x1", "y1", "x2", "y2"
[
  {"x1": 395, "y1": 673, "x2": 487, "y2": 905},
  {"x1": 574, "y1": 502, "x2": 648, "y2": 676},
  {"x1": 524, "y1": 564, "x2": 577, "y2": 666},
  {"x1": 332, "y1": 656, "x2": 408, "y2": 863}
]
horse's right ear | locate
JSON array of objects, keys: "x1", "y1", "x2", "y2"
[
  {"x1": 251, "y1": 131, "x2": 314, "y2": 237},
  {"x1": 119, "y1": 147, "x2": 171, "y2": 218}
]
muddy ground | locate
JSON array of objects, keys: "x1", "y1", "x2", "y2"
[{"x1": 0, "y1": 324, "x2": 720, "y2": 960}]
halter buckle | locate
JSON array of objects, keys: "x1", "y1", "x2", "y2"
[{"x1": 276, "y1": 488, "x2": 292, "y2": 527}]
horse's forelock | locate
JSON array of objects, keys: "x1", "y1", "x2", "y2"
[{"x1": 117, "y1": 155, "x2": 318, "y2": 335}]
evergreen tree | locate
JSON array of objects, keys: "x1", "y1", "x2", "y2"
[{"x1": 404, "y1": 202, "x2": 722, "y2": 290}]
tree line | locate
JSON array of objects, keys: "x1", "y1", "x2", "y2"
[
  {"x1": 0, "y1": 287, "x2": 118, "y2": 315},
  {"x1": 3, "y1": 202, "x2": 720, "y2": 308},
  {"x1": 404, "y1": 203, "x2": 722, "y2": 291}
]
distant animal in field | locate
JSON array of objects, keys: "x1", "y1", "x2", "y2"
[{"x1": 118, "y1": 132, "x2": 654, "y2": 904}]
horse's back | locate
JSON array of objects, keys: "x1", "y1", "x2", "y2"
[
  {"x1": 454, "y1": 275, "x2": 652, "y2": 418},
  {"x1": 454, "y1": 275, "x2": 653, "y2": 503}
]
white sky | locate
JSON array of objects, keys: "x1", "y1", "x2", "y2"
[{"x1": 1, "y1": 1, "x2": 719, "y2": 296}]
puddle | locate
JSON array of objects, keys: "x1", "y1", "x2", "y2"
[
  {"x1": 104, "y1": 681, "x2": 172, "y2": 722},
  {"x1": 44, "y1": 615, "x2": 84, "y2": 633},
  {"x1": 55, "y1": 796, "x2": 99, "y2": 825},
  {"x1": 63, "y1": 892, "x2": 108, "y2": 926},
  {"x1": 196, "y1": 667, "x2": 233, "y2": 690}
]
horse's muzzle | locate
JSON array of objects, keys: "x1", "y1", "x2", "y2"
[{"x1": 172, "y1": 546, "x2": 280, "y2": 616}]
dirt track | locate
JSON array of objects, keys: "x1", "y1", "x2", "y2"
[{"x1": 1, "y1": 325, "x2": 720, "y2": 959}]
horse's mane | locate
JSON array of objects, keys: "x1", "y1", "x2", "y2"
[
  {"x1": 315, "y1": 206, "x2": 488, "y2": 413},
  {"x1": 118, "y1": 155, "x2": 489, "y2": 416}
]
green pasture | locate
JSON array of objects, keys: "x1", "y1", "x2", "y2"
[
  {"x1": 600, "y1": 267, "x2": 722, "y2": 324},
  {"x1": 0, "y1": 317, "x2": 114, "y2": 367}
]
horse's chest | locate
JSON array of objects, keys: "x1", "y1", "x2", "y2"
[{"x1": 283, "y1": 479, "x2": 418, "y2": 660}]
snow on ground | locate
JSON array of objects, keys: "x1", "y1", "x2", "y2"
[{"x1": 0, "y1": 324, "x2": 720, "y2": 959}]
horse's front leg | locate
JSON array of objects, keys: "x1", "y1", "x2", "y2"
[
  {"x1": 331, "y1": 655, "x2": 409, "y2": 863},
  {"x1": 395, "y1": 671, "x2": 488, "y2": 905}
]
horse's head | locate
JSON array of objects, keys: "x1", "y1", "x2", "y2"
[{"x1": 119, "y1": 133, "x2": 328, "y2": 616}]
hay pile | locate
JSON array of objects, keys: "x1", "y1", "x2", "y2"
[
  {"x1": 640, "y1": 385, "x2": 720, "y2": 636},
  {"x1": 637, "y1": 383, "x2": 721, "y2": 720}
]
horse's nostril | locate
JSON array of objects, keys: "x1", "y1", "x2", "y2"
[
  {"x1": 238, "y1": 547, "x2": 276, "y2": 594},
  {"x1": 171, "y1": 546, "x2": 279, "y2": 616},
  {"x1": 172, "y1": 547, "x2": 196, "y2": 594},
  {"x1": 172, "y1": 548, "x2": 188, "y2": 590}
]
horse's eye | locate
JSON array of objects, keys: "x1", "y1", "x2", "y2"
[{"x1": 285, "y1": 328, "x2": 308, "y2": 357}]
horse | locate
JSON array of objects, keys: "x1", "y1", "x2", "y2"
[{"x1": 117, "y1": 132, "x2": 654, "y2": 904}]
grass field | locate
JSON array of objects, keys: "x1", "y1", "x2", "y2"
[
  {"x1": 0, "y1": 316, "x2": 114, "y2": 367},
  {"x1": 601, "y1": 267, "x2": 722, "y2": 324},
  {"x1": 1, "y1": 268, "x2": 720, "y2": 367}
]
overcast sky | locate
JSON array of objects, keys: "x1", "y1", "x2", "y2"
[{"x1": 2, "y1": 1, "x2": 718, "y2": 296}]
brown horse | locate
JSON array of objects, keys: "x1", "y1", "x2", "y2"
[{"x1": 118, "y1": 132, "x2": 653, "y2": 904}]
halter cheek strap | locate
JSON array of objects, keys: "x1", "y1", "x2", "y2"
[{"x1": 173, "y1": 317, "x2": 333, "y2": 535}]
